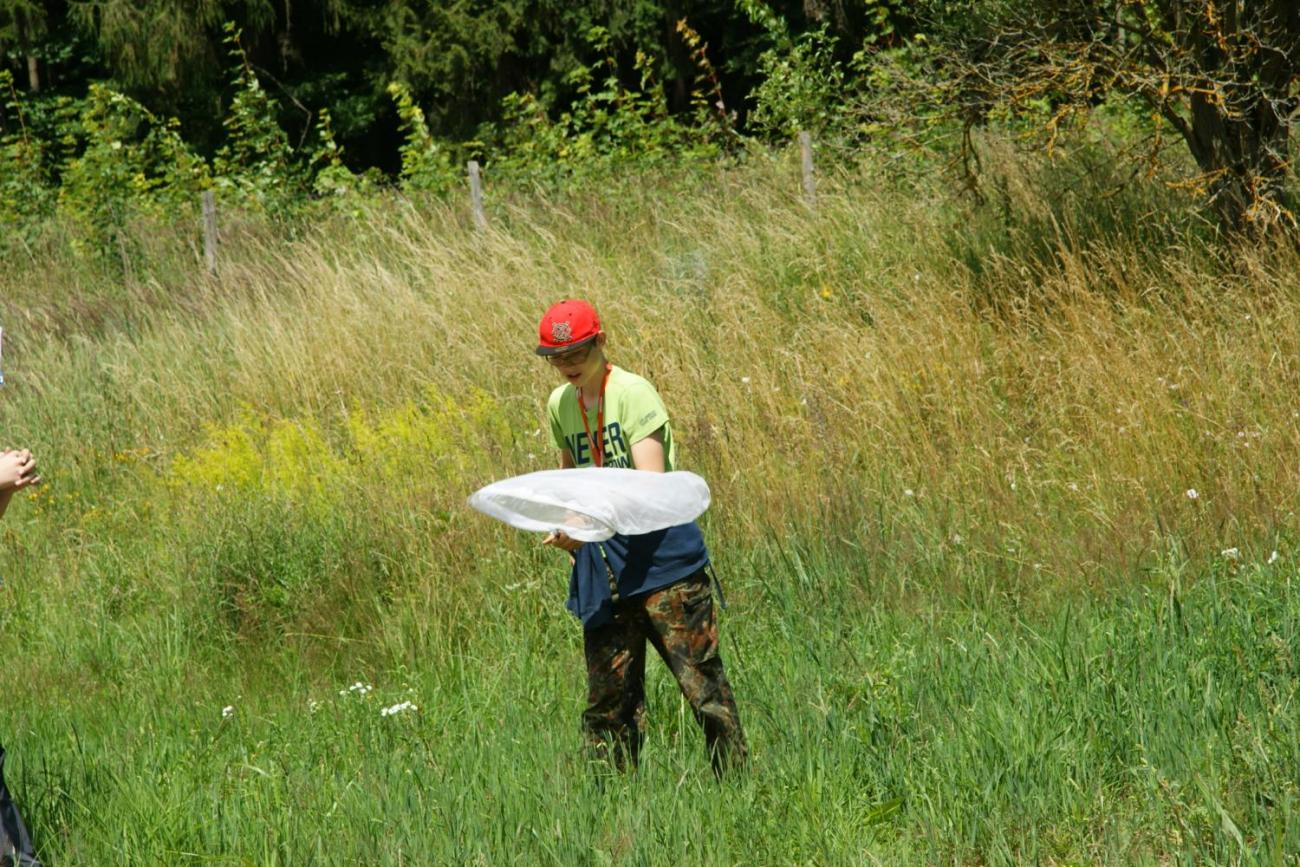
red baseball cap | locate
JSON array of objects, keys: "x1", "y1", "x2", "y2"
[{"x1": 536, "y1": 299, "x2": 602, "y2": 356}]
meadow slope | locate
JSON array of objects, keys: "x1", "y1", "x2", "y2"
[{"x1": 1, "y1": 148, "x2": 1298, "y2": 863}]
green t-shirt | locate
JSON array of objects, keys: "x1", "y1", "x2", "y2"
[{"x1": 548, "y1": 365, "x2": 675, "y2": 469}]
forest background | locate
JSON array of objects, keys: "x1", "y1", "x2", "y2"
[
  {"x1": 3, "y1": 1, "x2": 1300, "y2": 863},
  {"x1": 2, "y1": 0, "x2": 1298, "y2": 241}
]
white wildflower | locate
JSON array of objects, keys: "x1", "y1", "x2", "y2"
[
  {"x1": 1185, "y1": 489, "x2": 1198, "y2": 500},
  {"x1": 381, "y1": 701, "x2": 418, "y2": 717},
  {"x1": 221, "y1": 705, "x2": 235, "y2": 719},
  {"x1": 741, "y1": 377, "x2": 751, "y2": 384},
  {"x1": 340, "y1": 682, "x2": 372, "y2": 697},
  {"x1": 950, "y1": 533, "x2": 963, "y2": 546},
  {"x1": 903, "y1": 489, "x2": 915, "y2": 498},
  {"x1": 1268, "y1": 550, "x2": 1280, "y2": 565},
  {"x1": 1220, "y1": 547, "x2": 1240, "y2": 560}
]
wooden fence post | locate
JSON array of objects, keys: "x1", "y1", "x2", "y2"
[
  {"x1": 467, "y1": 160, "x2": 487, "y2": 230},
  {"x1": 798, "y1": 131, "x2": 816, "y2": 210},
  {"x1": 201, "y1": 190, "x2": 219, "y2": 276}
]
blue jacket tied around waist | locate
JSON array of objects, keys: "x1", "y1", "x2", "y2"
[{"x1": 567, "y1": 521, "x2": 709, "y2": 629}]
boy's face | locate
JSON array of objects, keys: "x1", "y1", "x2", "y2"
[{"x1": 546, "y1": 335, "x2": 605, "y2": 387}]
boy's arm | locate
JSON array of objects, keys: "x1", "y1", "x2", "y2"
[
  {"x1": 543, "y1": 448, "x2": 583, "y2": 552},
  {"x1": 629, "y1": 429, "x2": 666, "y2": 473},
  {"x1": 544, "y1": 431, "x2": 665, "y2": 551},
  {"x1": 622, "y1": 382, "x2": 669, "y2": 472}
]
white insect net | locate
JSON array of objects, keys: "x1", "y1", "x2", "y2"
[{"x1": 468, "y1": 468, "x2": 711, "y2": 541}]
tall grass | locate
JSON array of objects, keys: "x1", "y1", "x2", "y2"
[{"x1": 1, "y1": 138, "x2": 1298, "y2": 862}]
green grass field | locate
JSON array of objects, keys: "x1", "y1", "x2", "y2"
[{"x1": 2, "y1": 145, "x2": 1298, "y2": 863}]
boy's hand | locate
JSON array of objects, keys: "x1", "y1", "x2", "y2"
[
  {"x1": 0, "y1": 449, "x2": 40, "y2": 491},
  {"x1": 542, "y1": 530, "x2": 584, "y2": 553}
]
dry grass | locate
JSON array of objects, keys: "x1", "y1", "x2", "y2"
[{"x1": 3, "y1": 143, "x2": 1298, "y2": 609}]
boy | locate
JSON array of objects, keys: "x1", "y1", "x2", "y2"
[
  {"x1": 0, "y1": 447, "x2": 41, "y2": 867},
  {"x1": 535, "y1": 299, "x2": 747, "y2": 777}
]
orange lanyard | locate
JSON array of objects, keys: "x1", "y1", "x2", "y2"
[{"x1": 577, "y1": 364, "x2": 612, "y2": 467}]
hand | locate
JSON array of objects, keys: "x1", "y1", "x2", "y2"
[
  {"x1": 542, "y1": 530, "x2": 584, "y2": 553},
  {"x1": 0, "y1": 449, "x2": 40, "y2": 492}
]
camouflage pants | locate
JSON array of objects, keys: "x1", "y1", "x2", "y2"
[{"x1": 583, "y1": 571, "x2": 747, "y2": 777}]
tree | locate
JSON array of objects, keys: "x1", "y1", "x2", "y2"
[
  {"x1": 931, "y1": 0, "x2": 1300, "y2": 233},
  {"x1": 69, "y1": 0, "x2": 274, "y2": 93},
  {"x1": 0, "y1": 0, "x2": 45, "y2": 90}
]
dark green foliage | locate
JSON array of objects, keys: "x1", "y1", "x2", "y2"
[
  {"x1": 387, "y1": 79, "x2": 455, "y2": 193},
  {"x1": 480, "y1": 25, "x2": 734, "y2": 188},
  {"x1": 309, "y1": 107, "x2": 377, "y2": 205},
  {"x1": 211, "y1": 25, "x2": 307, "y2": 215},
  {"x1": 0, "y1": 70, "x2": 55, "y2": 235},
  {"x1": 354, "y1": 0, "x2": 716, "y2": 141},
  {"x1": 68, "y1": 0, "x2": 273, "y2": 93},
  {"x1": 0, "y1": 0, "x2": 1295, "y2": 244},
  {"x1": 738, "y1": 4, "x2": 848, "y2": 138},
  {"x1": 0, "y1": 0, "x2": 933, "y2": 167},
  {"x1": 0, "y1": 0, "x2": 44, "y2": 63},
  {"x1": 57, "y1": 85, "x2": 210, "y2": 240}
]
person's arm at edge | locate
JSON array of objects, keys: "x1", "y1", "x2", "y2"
[{"x1": 0, "y1": 449, "x2": 40, "y2": 520}]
